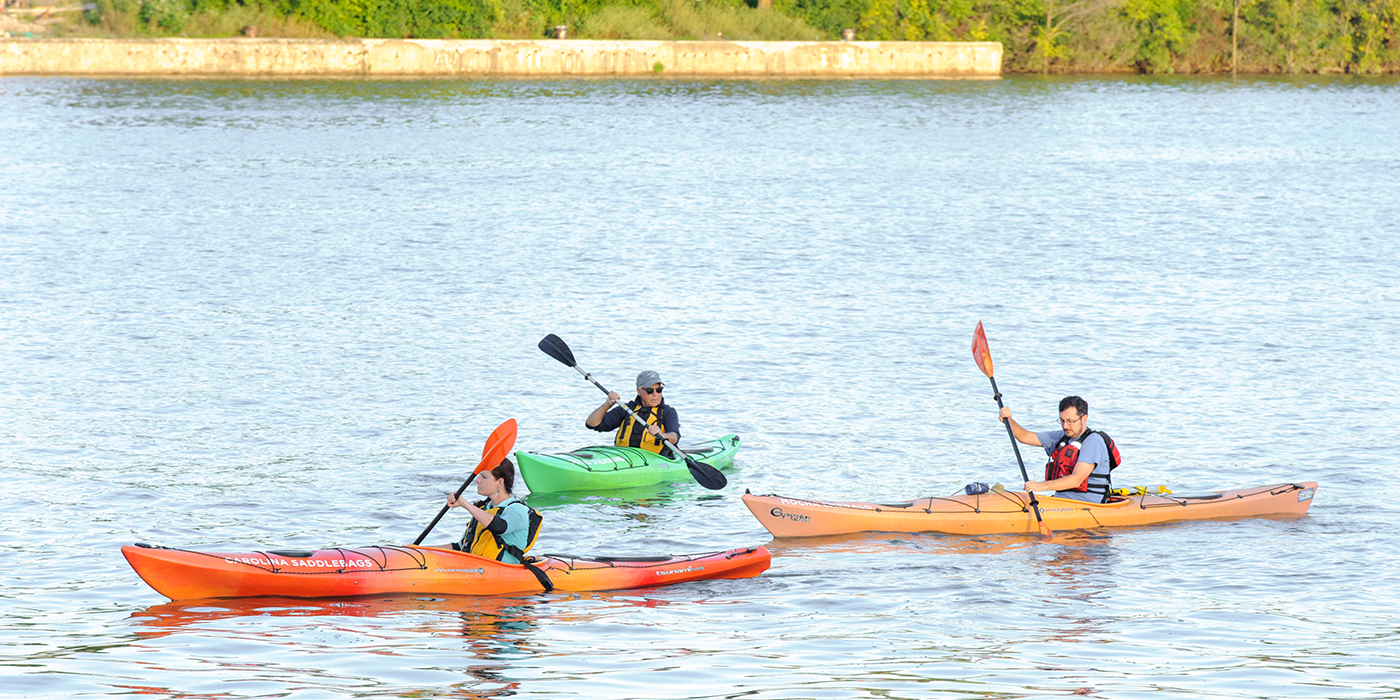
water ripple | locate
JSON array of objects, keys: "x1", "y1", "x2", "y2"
[{"x1": 2, "y1": 74, "x2": 1398, "y2": 699}]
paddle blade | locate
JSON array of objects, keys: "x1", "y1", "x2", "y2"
[
  {"x1": 537, "y1": 334, "x2": 577, "y2": 368},
  {"x1": 414, "y1": 418, "x2": 519, "y2": 546},
  {"x1": 474, "y1": 418, "x2": 519, "y2": 475},
  {"x1": 1025, "y1": 491, "x2": 1054, "y2": 539},
  {"x1": 684, "y1": 456, "x2": 727, "y2": 490},
  {"x1": 972, "y1": 321, "x2": 994, "y2": 378}
]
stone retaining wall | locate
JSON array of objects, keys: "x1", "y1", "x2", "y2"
[{"x1": 0, "y1": 38, "x2": 1002, "y2": 77}]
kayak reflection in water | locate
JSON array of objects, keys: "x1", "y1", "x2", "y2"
[
  {"x1": 998, "y1": 396, "x2": 1118, "y2": 503},
  {"x1": 447, "y1": 458, "x2": 539, "y2": 564},
  {"x1": 585, "y1": 369, "x2": 681, "y2": 458}
]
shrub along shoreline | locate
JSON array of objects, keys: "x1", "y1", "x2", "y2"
[{"x1": 26, "y1": 0, "x2": 1400, "y2": 73}]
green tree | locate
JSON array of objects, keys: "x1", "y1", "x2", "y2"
[
  {"x1": 1121, "y1": 0, "x2": 1196, "y2": 70},
  {"x1": 1348, "y1": 0, "x2": 1400, "y2": 72}
]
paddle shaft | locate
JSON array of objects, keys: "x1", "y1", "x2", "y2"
[
  {"x1": 412, "y1": 475, "x2": 477, "y2": 546},
  {"x1": 572, "y1": 364, "x2": 686, "y2": 457},
  {"x1": 988, "y1": 376, "x2": 1033, "y2": 483},
  {"x1": 987, "y1": 375, "x2": 1050, "y2": 531}
]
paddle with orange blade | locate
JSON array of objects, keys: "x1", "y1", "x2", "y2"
[
  {"x1": 412, "y1": 418, "x2": 519, "y2": 545},
  {"x1": 973, "y1": 322, "x2": 1053, "y2": 538}
]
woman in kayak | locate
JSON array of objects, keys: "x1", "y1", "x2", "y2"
[{"x1": 447, "y1": 458, "x2": 537, "y2": 564}]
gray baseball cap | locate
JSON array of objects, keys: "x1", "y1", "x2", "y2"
[{"x1": 635, "y1": 370, "x2": 663, "y2": 388}]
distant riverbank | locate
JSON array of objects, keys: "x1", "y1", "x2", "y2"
[
  {"x1": 5, "y1": 0, "x2": 1398, "y2": 74},
  {"x1": 0, "y1": 38, "x2": 1003, "y2": 77}
]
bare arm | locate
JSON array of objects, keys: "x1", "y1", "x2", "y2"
[
  {"x1": 1026, "y1": 460, "x2": 1095, "y2": 493},
  {"x1": 998, "y1": 406, "x2": 1041, "y2": 447},
  {"x1": 448, "y1": 494, "x2": 501, "y2": 529}
]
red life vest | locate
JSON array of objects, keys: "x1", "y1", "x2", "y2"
[
  {"x1": 1046, "y1": 434, "x2": 1090, "y2": 492},
  {"x1": 1045, "y1": 429, "x2": 1120, "y2": 499}
]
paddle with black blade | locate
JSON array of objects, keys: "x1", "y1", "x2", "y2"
[
  {"x1": 973, "y1": 322, "x2": 1053, "y2": 538},
  {"x1": 536, "y1": 333, "x2": 727, "y2": 491},
  {"x1": 412, "y1": 418, "x2": 519, "y2": 545}
]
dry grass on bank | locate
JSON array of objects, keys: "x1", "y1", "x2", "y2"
[
  {"x1": 38, "y1": 1, "x2": 336, "y2": 38},
  {"x1": 14, "y1": 0, "x2": 824, "y2": 41}
]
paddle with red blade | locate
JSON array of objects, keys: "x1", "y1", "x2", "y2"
[
  {"x1": 536, "y1": 333, "x2": 726, "y2": 491},
  {"x1": 412, "y1": 418, "x2": 519, "y2": 545},
  {"x1": 973, "y1": 322, "x2": 1053, "y2": 538}
]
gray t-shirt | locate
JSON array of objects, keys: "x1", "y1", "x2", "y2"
[{"x1": 1036, "y1": 429, "x2": 1111, "y2": 503}]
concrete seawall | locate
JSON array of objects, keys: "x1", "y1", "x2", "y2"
[{"x1": 0, "y1": 38, "x2": 1001, "y2": 78}]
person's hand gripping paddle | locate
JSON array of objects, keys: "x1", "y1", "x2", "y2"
[
  {"x1": 973, "y1": 322, "x2": 1053, "y2": 538},
  {"x1": 536, "y1": 334, "x2": 726, "y2": 490},
  {"x1": 412, "y1": 418, "x2": 519, "y2": 545}
]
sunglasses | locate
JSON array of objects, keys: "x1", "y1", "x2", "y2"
[{"x1": 640, "y1": 386, "x2": 664, "y2": 395}]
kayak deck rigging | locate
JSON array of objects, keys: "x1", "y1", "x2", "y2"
[
  {"x1": 516, "y1": 434, "x2": 741, "y2": 492},
  {"x1": 743, "y1": 482, "x2": 1317, "y2": 537},
  {"x1": 858, "y1": 483, "x2": 1310, "y2": 516},
  {"x1": 131, "y1": 543, "x2": 432, "y2": 574},
  {"x1": 550, "y1": 441, "x2": 733, "y2": 473}
]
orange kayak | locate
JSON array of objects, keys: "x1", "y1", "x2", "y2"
[
  {"x1": 123, "y1": 543, "x2": 770, "y2": 600},
  {"x1": 743, "y1": 482, "x2": 1317, "y2": 537}
]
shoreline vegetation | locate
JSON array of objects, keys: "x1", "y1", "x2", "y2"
[{"x1": 1, "y1": 0, "x2": 1396, "y2": 73}]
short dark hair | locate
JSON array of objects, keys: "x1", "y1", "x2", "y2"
[{"x1": 1058, "y1": 396, "x2": 1089, "y2": 417}]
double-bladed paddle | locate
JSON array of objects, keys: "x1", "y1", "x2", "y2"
[
  {"x1": 412, "y1": 418, "x2": 519, "y2": 545},
  {"x1": 973, "y1": 322, "x2": 1053, "y2": 538},
  {"x1": 536, "y1": 333, "x2": 727, "y2": 491}
]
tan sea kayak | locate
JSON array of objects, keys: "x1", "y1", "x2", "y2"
[{"x1": 743, "y1": 482, "x2": 1317, "y2": 537}]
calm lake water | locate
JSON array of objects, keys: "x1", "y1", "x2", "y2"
[{"x1": 2, "y1": 74, "x2": 1399, "y2": 699}]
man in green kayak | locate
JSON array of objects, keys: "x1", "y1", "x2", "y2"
[
  {"x1": 998, "y1": 396, "x2": 1117, "y2": 503},
  {"x1": 585, "y1": 370, "x2": 680, "y2": 458}
]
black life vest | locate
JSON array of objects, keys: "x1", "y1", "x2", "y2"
[
  {"x1": 460, "y1": 498, "x2": 553, "y2": 592},
  {"x1": 1046, "y1": 429, "x2": 1120, "y2": 501},
  {"x1": 615, "y1": 399, "x2": 671, "y2": 457}
]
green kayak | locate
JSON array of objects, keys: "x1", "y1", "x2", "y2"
[{"x1": 515, "y1": 434, "x2": 741, "y2": 493}]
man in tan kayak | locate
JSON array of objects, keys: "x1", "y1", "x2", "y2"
[
  {"x1": 998, "y1": 396, "x2": 1117, "y2": 503},
  {"x1": 585, "y1": 370, "x2": 680, "y2": 458}
]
